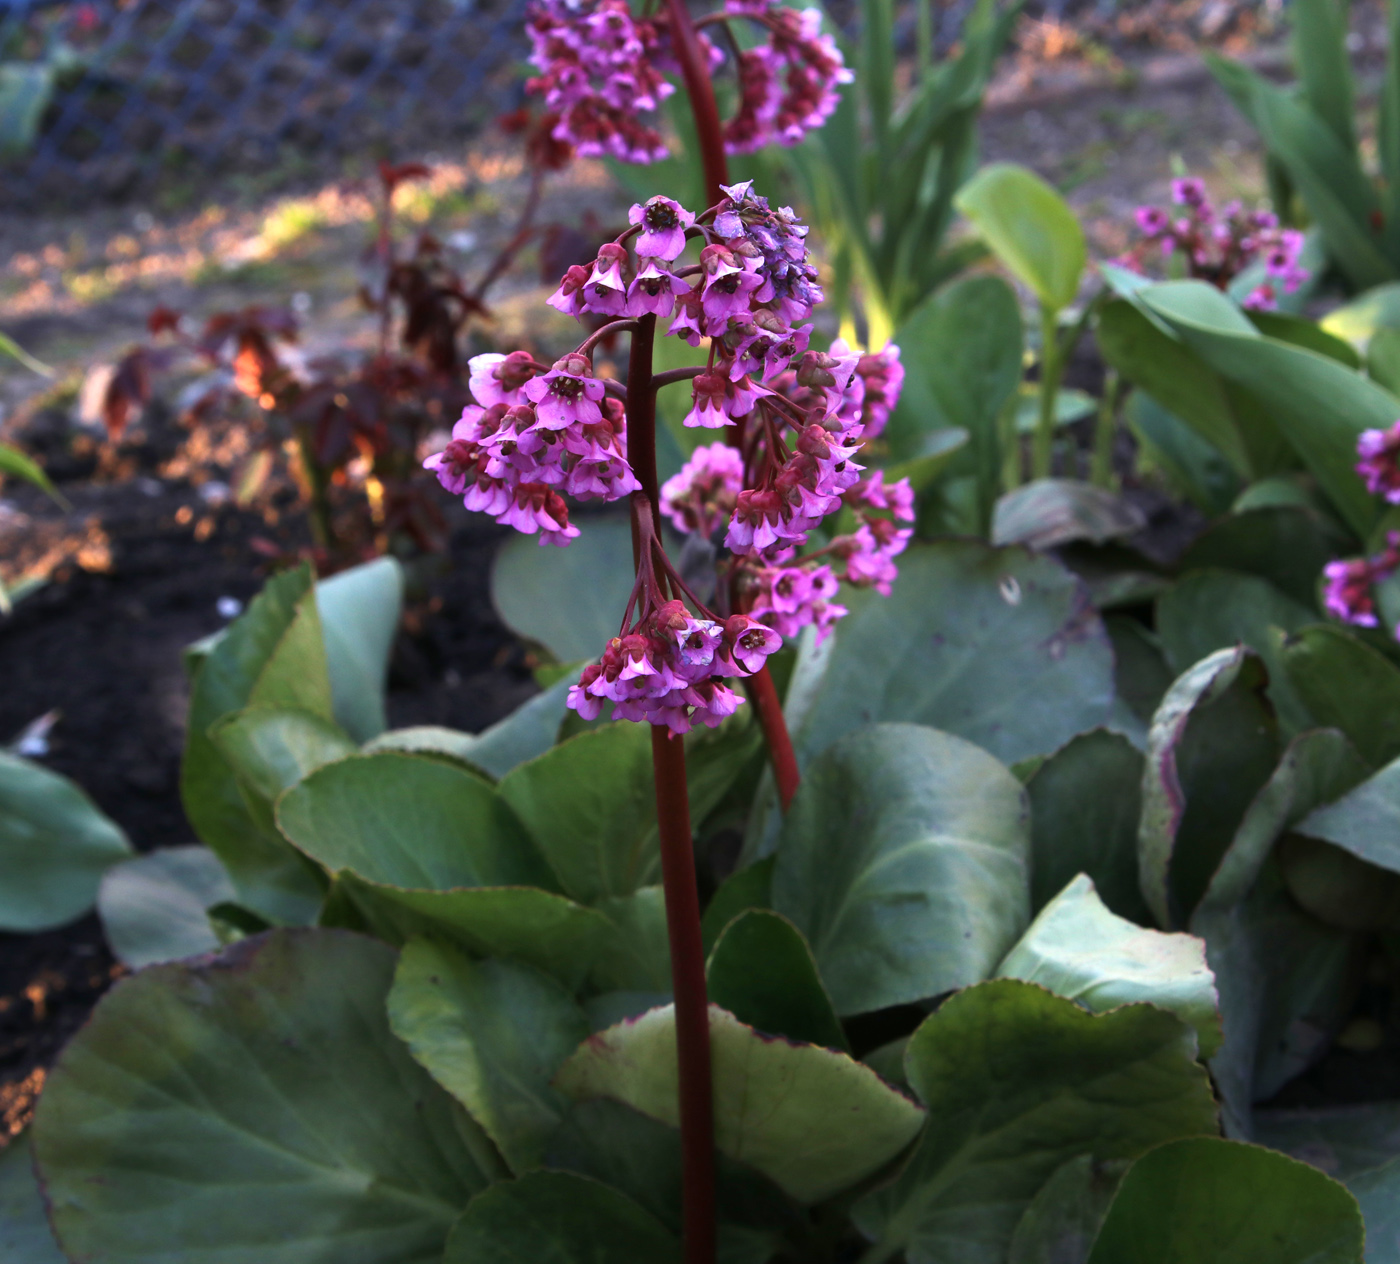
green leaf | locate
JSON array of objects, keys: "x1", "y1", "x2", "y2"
[
  {"x1": 1013, "y1": 383, "x2": 1097, "y2": 433},
  {"x1": 1087, "y1": 1137, "x2": 1363, "y2": 1264},
  {"x1": 277, "y1": 752, "x2": 613, "y2": 983},
  {"x1": 1320, "y1": 282, "x2": 1400, "y2": 344},
  {"x1": 0, "y1": 1134, "x2": 64, "y2": 1264},
  {"x1": 781, "y1": 540, "x2": 1115, "y2": 774},
  {"x1": 387, "y1": 938, "x2": 589, "y2": 1173},
  {"x1": 1281, "y1": 625, "x2": 1400, "y2": 768},
  {"x1": 1257, "y1": 1101, "x2": 1400, "y2": 1179},
  {"x1": 1191, "y1": 729, "x2": 1368, "y2": 1136},
  {"x1": 97, "y1": 845, "x2": 235, "y2": 968},
  {"x1": 444, "y1": 1171, "x2": 679, "y2": 1264},
  {"x1": 1105, "y1": 615, "x2": 1174, "y2": 735},
  {"x1": 1155, "y1": 569, "x2": 1317, "y2": 732},
  {"x1": 1367, "y1": 325, "x2": 1400, "y2": 393},
  {"x1": 181, "y1": 565, "x2": 331, "y2": 924},
  {"x1": 1026, "y1": 730, "x2": 1149, "y2": 922},
  {"x1": 991, "y1": 480, "x2": 1145, "y2": 552},
  {"x1": 1178, "y1": 507, "x2": 1347, "y2": 608},
  {"x1": 701, "y1": 857, "x2": 774, "y2": 955},
  {"x1": 1248, "y1": 309, "x2": 1363, "y2": 369},
  {"x1": 33, "y1": 930, "x2": 505, "y2": 1264},
  {"x1": 1139, "y1": 279, "x2": 1394, "y2": 537},
  {"x1": 0, "y1": 63, "x2": 55, "y2": 159},
  {"x1": 1006, "y1": 1155, "x2": 1127, "y2": 1264},
  {"x1": 492, "y1": 518, "x2": 634, "y2": 662},
  {"x1": 1123, "y1": 392, "x2": 1241, "y2": 516},
  {"x1": 1295, "y1": 751, "x2": 1400, "y2": 876},
  {"x1": 211, "y1": 706, "x2": 357, "y2": 828},
  {"x1": 771, "y1": 723, "x2": 1029, "y2": 1016},
  {"x1": 0, "y1": 752, "x2": 131, "y2": 933},
  {"x1": 996, "y1": 874, "x2": 1221, "y2": 1057},
  {"x1": 1140, "y1": 647, "x2": 1282, "y2": 928},
  {"x1": 885, "y1": 276, "x2": 1022, "y2": 528},
  {"x1": 365, "y1": 675, "x2": 576, "y2": 780},
  {"x1": 589, "y1": 885, "x2": 671, "y2": 992},
  {"x1": 955, "y1": 163, "x2": 1086, "y2": 311},
  {"x1": 706, "y1": 909, "x2": 848, "y2": 1051},
  {"x1": 316, "y1": 557, "x2": 404, "y2": 741},
  {"x1": 555, "y1": 1004, "x2": 926, "y2": 1204},
  {"x1": 499, "y1": 722, "x2": 659, "y2": 903},
  {"x1": 853, "y1": 980, "x2": 1219, "y2": 1264},
  {"x1": 0, "y1": 441, "x2": 64, "y2": 505},
  {"x1": 1291, "y1": 0, "x2": 1356, "y2": 153}
]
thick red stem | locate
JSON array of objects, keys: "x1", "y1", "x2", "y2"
[
  {"x1": 745, "y1": 665, "x2": 799, "y2": 811},
  {"x1": 663, "y1": 0, "x2": 729, "y2": 204},
  {"x1": 627, "y1": 315, "x2": 716, "y2": 1264},
  {"x1": 651, "y1": 725, "x2": 716, "y2": 1264}
]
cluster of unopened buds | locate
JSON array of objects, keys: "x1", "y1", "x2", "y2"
[
  {"x1": 425, "y1": 182, "x2": 909, "y2": 733},
  {"x1": 1322, "y1": 420, "x2": 1400, "y2": 632},
  {"x1": 524, "y1": 0, "x2": 850, "y2": 163},
  {"x1": 1118, "y1": 177, "x2": 1308, "y2": 310}
]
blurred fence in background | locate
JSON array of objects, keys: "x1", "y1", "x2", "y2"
[{"x1": 0, "y1": 0, "x2": 529, "y2": 207}]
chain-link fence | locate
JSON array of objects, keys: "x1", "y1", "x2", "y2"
[{"x1": 0, "y1": 0, "x2": 530, "y2": 208}]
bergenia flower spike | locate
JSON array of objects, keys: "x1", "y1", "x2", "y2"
[
  {"x1": 523, "y1": 0, "x2": 851, "y2": 164},
  {"x1": 1357, "y1": 419, "x2": 1400, "y2": 504},
  {"x1": 1115, "y1": 178, "x2": 1308, "y2": 310},
  {"x1": 1323, "y1": 533, "x2": 1400, "y2": 629}
]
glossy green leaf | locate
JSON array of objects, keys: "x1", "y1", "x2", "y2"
[
  {"x1": 1178, "y1": 507, "x2": 1346, "y2": 609},
  {"x1": 772, "y1": 724, "x2": 1030, "y2": 1015},
  {"x1": 781, "y1": 540, "x2": 1115, "y2": 774},
  {"x1": 701, "y1": 857, "x2": 773, "y2": 956},
  {"x1": 444, "y1": 1171, "x2": 678, "y2": 1264},
  {"x1": 0, "y1": 751, "x2": 131, "y2": 932},
  {"x1": 997, "y1": 874, "x2": 1221, "y2": 1057},
  {"x1": 181, "y1": 565, "x2": 331, "y2": 924},
  {"x1": 1140, "y1": 279, "x2": 1393, "y2": 537},
  {"x1": 1321, "y1": 282, "x2": 1400, "y2": 344},
  {"x1": 1191, "y1": 729, "x2": 1368, "y2": 1136},
  {"x1": 1139, "y1": 647, "x2": 1282, "y2": 928},
  {"x1": 554, "y1": 1004, "x2": 926, "y2": 1204},
  {"x1": 1283, "y1": 625, "x2": 1400, "y2": 768},
  {"x1": 211, "y1": 706, "x2": 357, "y2": 826},
  {"x1": 492, "y1": 518, "x2": 634, "y2": 662},
  {"x1": 365, "y1": 675, "x2": 575, "y2": 780},
  {"x1": 991, "y1": 480, "x2": 1145, "y2": 552},
  {"x1": 706, "y1": 910, "x2": 848, "y2": 1051},
  {"x1": 387, "y1": 938, "x2": 589, "y2": 1173},
  {"x1": 589, "y1": 885, "x2": 671, "y2": 992},
  {"x1": 1087, "y1": 1137, "x2": 1362, "y2": 1264},
  {"x1": 1155, "y1": 569, "x2": 1316, "y2": 732},
  {"x1": 33, "y1": 930, "x2": 505, "y2": 1264},
  {"x1": 1248, "y1": 309, "x2": 1362, "y2": 368},
  {"x1": 316, "y1": 557, "x2": 403, "y2": 741},
  {"x1": 1006, "y1": 1155, "x2": 1127, "y2": 1264},
  {"x1": 1012, "y1": 383, "x2": 1097, "y2": 433},
  {"x1": 1027, "y1": 730, "x2": 1148, "y2": 922},
  {"x1": 854, "y1": 980, "x2": 1218, "y2": 1264},
  {"x1": 97, "y1": 845, "x2": 235, "y2": 968},
  {"x1": 499, "y1": 722, "x2": 658, "y2": 903},
  {"x1": 1346, "y1": 1158, "x2": 1400, "y2": 1259},
  {"x1": 955, "y1": 163, "x2": 1086, "y2": 311},
  {"x1": 1123, "y1": 392, "x2": 1241, "y2": 516},
  {"x1": 1105, "y1": 616, "x2": 1174, "y2": 736},
  {"x1": 1291, "y1": 0, "x2": 1356, "y2": 152},
  {"x1": 0, "y1": 1134, "x2": 64, "y2": 1264}
]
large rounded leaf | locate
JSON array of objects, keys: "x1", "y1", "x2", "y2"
[
  {"x1": 954, "y1": 163, "x2": 1086, "y2": 311},
  {"x1": 33, "y1": 930, "x2": 504, "y2": 1264},
  {"x1": 1025, "y1": 729, "x2": 1148, "y2": 923},
  {"x1": 315, "y1": 556, "x2": 403, "y2": 742},
  {"x1": 1086, "y1": 1137, "x2": 1363, "y2": 1264},
  {"x1": 785, "y1": 539, "x2": 1114, "y2": 775},
  {"x1": 996, "y1": 874, "x2": 1221, "y2": 1057},
  {"x1": 1281, "y1": 625, "x2": 1400, "y2": 769},
  {"x1": 554, "y1": 1004, "x2": 926, "y2": 1204},
  {"x1": 492, "y1": 518, "x2": 635, "y2": 663},
  {"x1": 772, "y1": 724, "x2": 1030, "y2": 1016},
  {"x1": 97, "y1": 846, "x2": 235, "y2": 968},
  {"x1": 1295, "y1": 751, "x2": 1400, "y2": 875},
  {"x1": 0, "y1": 752, "x2": 131, "y2": 932},
  {"x1": 854, "y1": 980, "x2": 1219, "y2": 1264},
  {"x1": 1139, "y1": 647, "x2": 1281, "y2": 928},
  {"x1": 1178, "y1": 506, "x2": 1344, "y2": 608},
  {"x1": 444, "y1": 1171, "x2": 678, "y2": 1264},
  {"x1": 0, "y1": 1134, "x2": 64, "y2": 1263},
  {"x1": 387, "y1": 938, "x2": 589, "y2": 1173},
  {"x1": 1006, "y1": 1154, "x2": 1126, "y2": 1264}
]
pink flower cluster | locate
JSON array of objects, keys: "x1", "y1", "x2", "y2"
[
  {"x1": 1323, "y1": 533, "x2": 1400, "y2": 629},
  {"x1": 1120, "y1": 177, "x2": 1308, "y2": 310},
  {"x1": 523, "y1": 0, "x2": 850, "y2": 164},
  {"x1": 424, "y1": 350, "x2": 638, "y2": 545},
  {"x1": 568, "y1": 598, "x2": 781, "y2": 733},
  {"x1": 661, "y1": 442, "x2": 744, "y2": 536},
  {"x1": 524, "y1": 0, "x2": 676, "y2": 162},
  {"x1": 721, "y1": 1, "x2": 854, "y2": 155},
  {"x1": 1357, "y1": 419, "x2": 1400, "y2": 503}
]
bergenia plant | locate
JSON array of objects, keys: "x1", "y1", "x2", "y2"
[
  {"x1": 1323, "y1": 420, "x2": 1400, "y2": 631},
  {"x1": 1117, "y1": 176, "x2": 1308, "y2": 309},
  {"x1": 523, "y1": 0, "x2": 852, "y2": 168},
  {"x1": 423, "y1": 179, "x2": 907, "y2": 1257}
]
